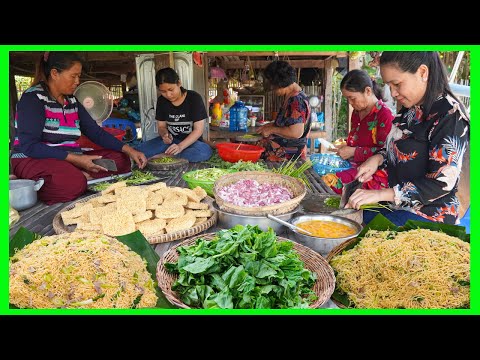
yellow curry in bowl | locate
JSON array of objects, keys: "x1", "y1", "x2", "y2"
[{"x1": 296, "y1": 220, "x2": 357, "y2": 238}]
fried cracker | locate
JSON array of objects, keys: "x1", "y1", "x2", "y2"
[
  {"x1": 155, "y1": 204, "x2": 185, "y2": 219},
  {"x1": 185, "y1": 201, "x2": 209, "y2": 210},
  {"x1": 101, "y1": 210, "x2": 136, "y2": 237},
  {"x1": 165, "y1": 213, "x2": 196, "y2": 233},
  {"x1": 136, "y1": 218, "x2": 167, "y2": 235},
  {"x1": 133, "y1": 210, "x2": 153, "y2": 223},
  {"x1": 101, "y1": 181, "x2": 127, "y2": 195}
]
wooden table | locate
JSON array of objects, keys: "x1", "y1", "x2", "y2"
[{"x1": 208, "y1": 125, "x2": 258, "y2": 141}]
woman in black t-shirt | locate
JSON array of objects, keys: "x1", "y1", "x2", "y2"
[
  {"x1": 135, "y1": 67, "x2": 212, "y2": 162},
  {"x1": 346, "y1": 52, "x2": 469, "y2": 226}
]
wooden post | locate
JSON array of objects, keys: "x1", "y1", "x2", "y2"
[
  {"x1": 324, "y1": 58, "x2": 334, "y2": 141},
  {"x1": 347, "y1": 55, "x2": 361, "y2": 133}
]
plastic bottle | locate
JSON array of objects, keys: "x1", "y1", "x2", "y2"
[
  {"x1": 211, "y1": 102, "x2": 222, "y2": 127},
  {"x1": 237, "y1": 101, "x2": 248, "y2": 132},
  {"x1": 229, "y1": 102, "x2": 238, "y2": 131}
]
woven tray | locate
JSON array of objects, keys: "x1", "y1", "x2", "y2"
[
  {"x1": 157, "y1": 233, "x2": 336, "y2": 309},
  {"x1": 52, "y1": 193, "x2": 218, "y2": 245},
  {"x1": 146, "y1": 154, "x2": 188, "y2": 171},
  {"x1": 325, "y1": 237, "x2": 360, "y2": 309},
  {"x1": 213, "y1": 171, "x2": 307, "y2": 216}
]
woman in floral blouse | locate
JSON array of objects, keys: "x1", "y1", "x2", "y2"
[
  {"x1": 346, "y1": 52, "x2": 469, "y2": 226},
  {"x1": 256, "y1": 60, "x2": 311, "y2": 161},
  {"x1": 323, "y1": 69, "x2": 393, "y2": 194}
]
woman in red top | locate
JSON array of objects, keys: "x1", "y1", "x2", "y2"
[{"x1": 324, "y1": 69, "x2": 394, "y2": 194}]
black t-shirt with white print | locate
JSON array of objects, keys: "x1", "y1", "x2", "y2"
[{"x1": 155, "y1": 90, "x2": 207, "y2": 141}]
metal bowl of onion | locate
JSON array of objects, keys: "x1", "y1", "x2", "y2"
[{"x1": 289, "y1": 214, "x2": 362, "y2": 257}]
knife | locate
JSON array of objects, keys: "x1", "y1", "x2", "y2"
[
  {"x1": 339, "y1": 179, "x2": 362, "y2": 209},
  {"x1": 92, "y1": 158, "x2": 118, "y2": 172}
]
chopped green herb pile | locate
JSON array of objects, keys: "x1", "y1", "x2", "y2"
[
  {"x1": 324, "y1": 197, "x2": 341, "y2": 208},
  {"x1": 150, "y1": 157, "x2": 177, "y2": 164},
  {"x1": 165, "y1": 225, "x2": 318, "y2": 309}
]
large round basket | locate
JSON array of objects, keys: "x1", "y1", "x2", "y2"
[
  {"x1": 213, "y1": 171, "x2": 307, "y2": 216},
  {"x1": 325, "y1": 236, "x2": 360, "y2": 309},
  {"x1": 52, "y1": 193, "x2": 217, "y2": 245},
  {"x1": 156, "y1": 233, "x2": 336, "y2": 309}
]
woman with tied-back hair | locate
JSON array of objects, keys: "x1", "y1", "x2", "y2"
[
  {"x1": 134, "y1": 67, "x2": 212, "y2": 162},
  {"x1": 346, "y1": 51, "x2": 469, "y2": 226},
  {"x1": 255, "y1": 60, "x2": 312, "y2": 161},
  {"x1": 11, "y1": 51, "x2": 147, "y2": 205},
  {"x1": 322, "y1": 69, "x2": 394, "y2": 194}
]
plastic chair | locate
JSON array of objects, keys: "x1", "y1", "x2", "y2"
[{"x1": 102, "y1": 118, "x2": 137, "y2": 141}]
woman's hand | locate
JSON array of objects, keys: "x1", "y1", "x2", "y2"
[
  {"x1": 345, "y1": 189, "x2": 382, "y2": 209},
  {"x1": 345, "y1": 188, "x2": 395, "y2": 209},
  {"x1": 66, "y1": 153, "x2": 107, "y2": 172},
  {"x1": 165, "y1": 143, "x2": 184, "y2": 156},
  {"x1": 122, "y1": 145, "x2": 147, "y2": 169},
  {"x1": 256, "y1": 123, "x2": 275, "y2": 137},
  {"x1": 355, "y1": 154, "x2": 383, "y2": 182},
  {"x1": 335, "y1": 145, "x2": 355, "y2": 160},
  {"x1": 161, "y1": 133, "x2": 173, "y2": 144}
]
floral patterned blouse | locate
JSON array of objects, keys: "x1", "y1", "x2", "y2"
[
  {"x1": 259, "y1": 91, "x2": 311, "y2": 161},
  {"x1": 347, "y1": 99, "x2": 393, "y2": 163},
  {"x1": 377, "y1": 94, "x2": 470, "y2": 224}
]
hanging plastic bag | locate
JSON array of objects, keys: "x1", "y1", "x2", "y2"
[{"x1": 9, "y1": 206, "x2": 20, "y2": 228}]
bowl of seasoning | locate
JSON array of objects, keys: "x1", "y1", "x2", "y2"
[{"x1": 288, "y1": 214, "x2": 362, "y2": 257}]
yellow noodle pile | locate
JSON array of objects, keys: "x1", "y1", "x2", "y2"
[
  {"x1": 330, "y1": 229, "x2": 470, "y2": 309},
  {"x1": 9, "y1": 232, "x2": 158, "y2": 309}
]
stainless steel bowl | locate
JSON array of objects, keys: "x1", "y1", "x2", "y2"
[
  {"x1": 213, "y1": 203, "x2": 300, "y2": 233},
  {"x1": 289, "y1": 214, "x2": 362, "y2": 257}
]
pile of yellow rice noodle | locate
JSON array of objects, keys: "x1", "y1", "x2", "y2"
[
  {"x1": 9, "y1": 232, "x2": 158, "y2": 309},
  {"x1": 330, "y1": 229, "x2": 470, "y2": 309}
]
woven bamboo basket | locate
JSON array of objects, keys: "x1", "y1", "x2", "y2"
[
  {"x1": 213, "y1": 171, "x2": 307, "y2": 216},
  {"x1": 52, "y1": 193, "x2": 217, "y2": 245},
  {"x1": 325, "y1": 237, "x2": 361, "y2": 309},
  {"x1": 157, "y1": 233, "x2": 336, "y2": 309}
]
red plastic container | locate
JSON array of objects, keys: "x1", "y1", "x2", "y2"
[
  {"x1": 216, "y1": 142, "x2": 265, "y2": 163},
  {"x1": 77, "y1": 127, "x2": 126, "y2": 150}
]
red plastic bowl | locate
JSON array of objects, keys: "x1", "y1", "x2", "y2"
[
  {"x1": 77, "y1": 127, "x2": 126, "y2": 150},
  {"x1": 216, "y1": 142, "x2": 265, "y2": 163}
]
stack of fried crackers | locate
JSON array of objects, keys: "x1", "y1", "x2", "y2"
[{"x1": 60, "y1": 181, "x2": 213, "y2": 237}]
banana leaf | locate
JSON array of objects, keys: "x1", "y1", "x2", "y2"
[
  {"x1": 9, "y1": 227, "x2": 175, "y2": 309},
  {"x1": 330, "y1": 214, "x2": 469, "y2": 308}
]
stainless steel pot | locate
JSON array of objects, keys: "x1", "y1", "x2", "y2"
[
  {"x1": 9, "y1": 179, "x2": 44, "y2": 211},
  {"x1": 289, "y1": 214, "x2": 362, "y2": 257},
  {"x1": 213, "y1": 203, "x2": 300, "y2": 233}
]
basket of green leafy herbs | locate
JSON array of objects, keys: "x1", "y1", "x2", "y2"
[{"x1": 157, "y1": 225, "x2": 335, "y2": 309}]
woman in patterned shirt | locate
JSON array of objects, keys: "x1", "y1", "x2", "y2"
[
  {"x1": 323, "y1": 69, "x2": 393, "y2": 194},
  {"x1": 346, "y1": 52, "x2": 469, "y2": 226},
  {"x1": 256, "y1": 61, "x2": 311, "y2": 161}
]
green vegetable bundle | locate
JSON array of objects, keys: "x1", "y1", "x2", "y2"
[
  {"x1": 165, "y1": 225, "x2": 318, "y2": 309},
  {"x1": 272, "y1": 158, "x2": 313, "y2": 190}
]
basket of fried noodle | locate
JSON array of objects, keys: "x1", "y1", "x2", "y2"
[
  {"x1": 327, "y1": 229, "x2": 470, "y2": 309},
  {"x1": 9, "y1": 232, "x2": 158, "y2": 309}
]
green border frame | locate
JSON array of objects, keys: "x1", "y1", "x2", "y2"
[{"x1": 2, "y1": 44, "x2": 476, "y2": 315}]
